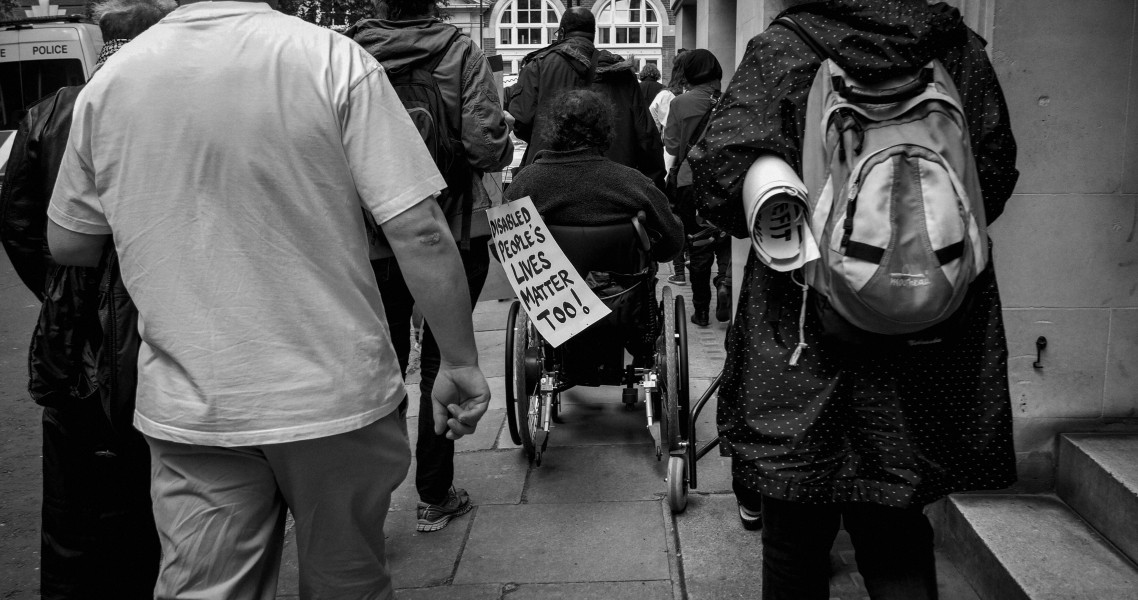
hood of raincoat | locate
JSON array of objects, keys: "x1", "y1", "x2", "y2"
[
  {"x1": 593, "y1": 48, "x2": 635, "y2": 83},
  {"x1": 345, "y1": 18, "x2": 460, "y2": 71},
  {"x1": 783, "y1": 0, "x2": 968, "y2": 82}
]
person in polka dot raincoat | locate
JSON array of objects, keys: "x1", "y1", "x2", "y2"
[{"x1": 688, "y1": 1, "x2": 1019, "y2": 598}]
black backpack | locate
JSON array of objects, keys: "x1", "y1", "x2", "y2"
[{"x1": 370, "y1": 29, "x2": 474, "y2": 252}]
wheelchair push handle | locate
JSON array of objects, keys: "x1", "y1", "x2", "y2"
[{"x1": 631, "y1": 211, "x2": 651, "y2": 252}]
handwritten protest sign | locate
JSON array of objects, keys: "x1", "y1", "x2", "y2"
[{"x1": 487, "y1": 197, "x2": 610, "y2": 348}]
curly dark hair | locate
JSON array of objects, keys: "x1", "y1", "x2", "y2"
[{"x1": 539, "y1": 89, "x2": 615, "y2": 152}]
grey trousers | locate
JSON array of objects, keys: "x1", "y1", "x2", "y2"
[{"x1": 146, "y1": 410, "x2": 411, "y2": 600}]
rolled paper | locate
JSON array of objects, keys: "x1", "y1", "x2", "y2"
[{"x1": 742, "y1": 155, "x2": 820, "y2": 272}]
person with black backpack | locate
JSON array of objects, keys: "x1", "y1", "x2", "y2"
[
  {"x1": 662, "y1": 49, "x2": 730, "y2": 326},
  {"x1": 689, "y1": 1, "x2": 1019, "y2": 598},
  {"x1": 346, "y1": 0, "x2": 513, "y2": 533}
]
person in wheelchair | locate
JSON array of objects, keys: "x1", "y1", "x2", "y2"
[{"x1": 504, "y1": 89, "x2": 684, "y2": 367}]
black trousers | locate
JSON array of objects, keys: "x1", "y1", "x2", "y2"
[
  {"x1": 673, "y1": 185, "x2": 729, "y2": 311},
  {"x1": 761, "y1": 496, "x2": 938, "y2": 600},
  {"x1": 688, "y1": 234, "x2": 730, "y2": 312},
  {"x1": 371, "y1": 237, "x2": 490, "y2": 505},
  {"x1": 40, "y1": 400, "x2": 159, "y2": 599}
]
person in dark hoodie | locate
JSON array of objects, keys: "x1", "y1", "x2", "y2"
[
  {"x1": 0, "y1": 1, "x2": 175, "y2": 595},
  {"x1": 662, "y1": 49, "x2": 730, "y2": 326},
  {"x1": 690, "y1": 1, "x2": 1019, "y2": 599},
  {"x1": 346, "y1": 0, "x2": 513, "y2": 533},
  {"x1": 507, "y1": 7, "x2": 664, "y2": 189}
]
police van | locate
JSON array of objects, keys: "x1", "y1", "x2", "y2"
[{"x1": 0, "y1": 15, "x2": 102, "y2": 179}]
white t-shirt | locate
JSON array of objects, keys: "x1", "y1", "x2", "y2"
[
  {"x1": 48, "y1": 2, "x2": 445, "y2": 447},
  {"x1": 649, "y1": 88, "x2": 675, "y2": 138}
]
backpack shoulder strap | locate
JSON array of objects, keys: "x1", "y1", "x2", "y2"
[
  {"x1": 678, "y1": 90, "x2": 720, "y2": 164},
  {"x1": 774, "y1": 16, "x2": 833, "y2": 62}
]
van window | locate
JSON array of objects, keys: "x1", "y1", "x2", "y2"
[{"x1": 0, "y1": 58, "x2": 85, "y2": 130}]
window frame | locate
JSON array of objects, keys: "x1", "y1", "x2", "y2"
[{"x1": 495, "y1": 0, "x2": 562, "y2": 49}]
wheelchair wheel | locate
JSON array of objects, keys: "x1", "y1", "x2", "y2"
[
  {"x1": 667, "y1": 455, "x2": 688, "y2": 513},
  {"x1": 504, "y1": 301, "x2": 523, "y2": 445},
  {"x1": 675, "y1": 295, "x2": 690, "y2": 439},
  {"x1": 659, "y1": 287, "x2": 680, "y2": 451},
  {"x1": 511, "y1": 305, "x2": 538, "y2": 459}
]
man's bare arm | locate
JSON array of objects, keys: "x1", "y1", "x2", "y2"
[
  {"x1": 46, "y1": 219, "x2": 108, "y2": 267},
  {"x1": 382, "y1": 197, "x2": 488, "y2": 439}
]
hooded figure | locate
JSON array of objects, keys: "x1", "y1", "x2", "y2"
[
  {"x1": 508, "y1": 7, "x2": 664, "y2": 188},
  {"x1": 689, "y1": 2, "x2": 1018, "y2": 598}
]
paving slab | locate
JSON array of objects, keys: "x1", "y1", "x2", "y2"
[
  {"x1": 406, "y1": 410, "x2": 505, "y2": 453},
  {"x1": 391, "y1": 450, "x2": 528, "y2": 512},
  {"x1": 507, "y1": 581, "x2": 674, "y2": 599},
  {"x1": 537, "y1": 386, "x2": 657, "y2": 447},
  {"x1": 453, "y1": 501, "x2": 670, "y2": 585},
  {"x1": 385, "y1": 508, "x2": 472, "y2": 589},
  {"x1": 473, "y1": 300, "x2": 512, "y2": 332},
  {"x1": 525, "y1": 443, "x2": 668, "y2": 504},
  {"x1": 674, "y1": 493, "x2": 764, "y2": 600},
  {"x1": 395, "y1": 584, "x2": 503, "y2": 600},
  {"x1": 476, "y1": 329, "x2": 506, "y2": 379}
]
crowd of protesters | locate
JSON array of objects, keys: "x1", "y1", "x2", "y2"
[{"x1": 0, "y1": 0, "x2": 1017, "y2": 598}]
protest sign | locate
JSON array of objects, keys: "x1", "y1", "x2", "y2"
[{"x1": 487, "y1": 197, "x2": 610, "y2": 348}]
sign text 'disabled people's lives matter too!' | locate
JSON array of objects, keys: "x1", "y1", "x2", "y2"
[{"x1": 486, "y1": 197, "x2": 609, "y2": 347}]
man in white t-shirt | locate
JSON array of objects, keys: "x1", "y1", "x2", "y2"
[{"x1": 45, "y1": 0, "x2": 490, "y2": 597}]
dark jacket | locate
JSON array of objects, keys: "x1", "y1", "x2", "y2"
[
  {"x1": 639, "y1": 79, "x2": 663, "y2": 106},
  {"x1": 503, "y1": 148, "x2": 682, "y2": 263},
  {"x1": 0, "y1": 85, "x2": 141, "y2": 433},
  {"x1": 663, "y1": 81, "x2": 720, "y2": 188},
  {"x1": 346, "y1": 17, "x2": 513, "y2": 238},
  {"x1": 508, "y1": 34, "x2": 595, "y2": 164},
  {"x1": 508, "y1": 35, "x2": 664, "y2": 188},
  {"x1": 691, "y1": 1, "x2": 1019, "y2": 508},
  {"x1": 1, "y1": 86, "x2": 83, "y2": 300},
  {"x1": 592, "y1": 53, "x2": 666, "y2": 190},
  {"x1": 1, "y1": 86, "x2": 99, "y2": 407}
]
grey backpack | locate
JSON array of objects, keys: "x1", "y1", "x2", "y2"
[{"x1": 783, "y1": 17, "x2": 988, "y2": 340}]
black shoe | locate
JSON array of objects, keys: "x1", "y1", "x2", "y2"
[
  {"x1": 738, "y1": 503, "x2": 763, "y2": 531},
  {"x1": 691, "y1": 308, "x2": 709, "y2": 327},
  {"x1": 715, "y1": 282, "x2": 731, "y2": 322}
]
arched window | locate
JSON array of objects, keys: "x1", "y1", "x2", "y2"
[
  {"x1": 496, "y1": 0, "x2": 561, "y2": 48},
  {"x1": 595, "y1": 0, "x2": 660, "y2": 46}
]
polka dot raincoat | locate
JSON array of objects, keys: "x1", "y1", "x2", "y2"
[{"x1": 689, "y1": 0, "x2": 1019, "y2": 508}]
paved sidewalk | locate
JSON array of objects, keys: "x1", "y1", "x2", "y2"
[{"x1": 274, "y1": 260, "x2": 981, "y2": 600}]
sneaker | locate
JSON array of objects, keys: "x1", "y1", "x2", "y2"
[
  {"x1": 667, "y1": 274, "x2": 688, "y2": 286},
  {"x1": 715, "y1": 281, "x2": 731, "y2": 322},
  {"x1": 738, "y1": 503, "x2": 763, "y2": 531},
  {"x1": 691, "y1": 308, "x2": 709, "y2": 327},
  {"x1": 416, "y1": 487, "x2": 472, "y2": 532}
]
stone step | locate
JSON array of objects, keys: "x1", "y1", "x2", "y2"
[
  {"x1": 938, "y1": 494, "x2": 1138, "y2": 600},
  {"x1": 1057, "y1": 433, "x2": 1138, "y2": 565}
]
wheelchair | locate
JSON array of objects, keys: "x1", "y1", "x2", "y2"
[{"x1": 503, "y1": 213, "x2": 695, "y2": 512}]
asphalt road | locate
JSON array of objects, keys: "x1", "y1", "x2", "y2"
[{"x1": 0, "y1": 250, "x2": 49, "y2": 598}]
